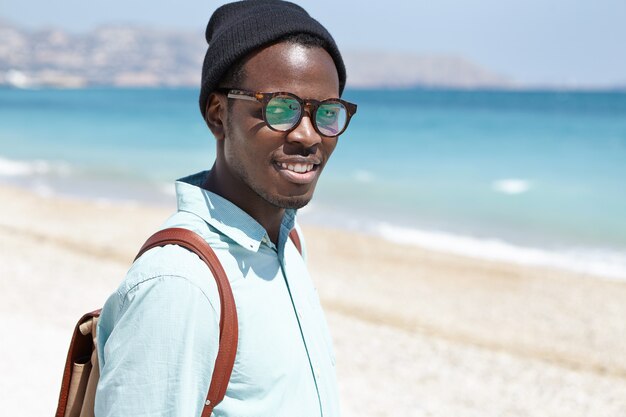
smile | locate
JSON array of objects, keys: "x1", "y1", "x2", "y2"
[
  {"x1": 277, "y1": 162, "x2": 315, "y2": 173},
  {"x1": 273, "y1": 160, "x2": 320, "y2": 185}
]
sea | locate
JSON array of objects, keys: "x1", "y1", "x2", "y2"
[{"x1": 1, "y1": 87, "x2": 625, "y2": 280}]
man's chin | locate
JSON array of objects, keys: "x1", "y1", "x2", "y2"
[
  {"x1": 269, "y1": 195, "x2": 312, "y2": 210},
  {"x1": 259, "y1": 190, "x2": 313, "y2": 210}
]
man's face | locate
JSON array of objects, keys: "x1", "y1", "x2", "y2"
[{"x1": 222, "y1": 41, "x2": 340, "y2": 210}]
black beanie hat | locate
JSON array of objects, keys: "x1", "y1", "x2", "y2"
[{"x1": 199, "y1": 0, "x2": 347, "y2": 117}]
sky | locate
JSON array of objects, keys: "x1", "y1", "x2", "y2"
[{"x1": 2, "y1": 0, "x2": 625, "y2": 87}]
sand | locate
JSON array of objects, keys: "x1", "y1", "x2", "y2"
[{"x1": 0, "y1": 183, "x2": 625, "y2": 417}]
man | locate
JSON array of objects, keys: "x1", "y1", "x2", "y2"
[{"x1": 94, "y1": 1, "x2": 356, "y2": 416}]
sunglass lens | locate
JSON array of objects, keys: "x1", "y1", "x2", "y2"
[
  {"x1": 266, "y1": 96, "x2": 301, "y2": 131},
  {"x1": 316, "y1": 102, "x2": 347, "y2": 137}
]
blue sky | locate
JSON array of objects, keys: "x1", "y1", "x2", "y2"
[{"x1": 2, "y1": 0, "x2": 625, "y2": 86}]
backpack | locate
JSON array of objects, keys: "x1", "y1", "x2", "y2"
[{"x1": 55, "y1": 226, "x2": 302, "y2": 417}]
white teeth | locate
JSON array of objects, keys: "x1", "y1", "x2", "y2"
[{"x1": 278, "y1": 162, "x2": 315, "y2": 173}]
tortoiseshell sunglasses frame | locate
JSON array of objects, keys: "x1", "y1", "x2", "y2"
[{"x1": 216, "y1": 88, "x2": 357, "y2": 138}]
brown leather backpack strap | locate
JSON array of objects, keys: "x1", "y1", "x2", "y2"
[
  {"x1": 289, "y1": 228, "x2": 302, "y2": 256},
  {"x1": 135, "y1": 227, "x2": 238, "y2": 416},
  {"x1": 55, "y1": 309, "x2": 102, "y2": 417}
]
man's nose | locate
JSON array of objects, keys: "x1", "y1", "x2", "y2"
[{"x1": 286, "y1": 111, "x2": 322, "y2": 148}]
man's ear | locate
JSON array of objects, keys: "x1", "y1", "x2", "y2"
[{"x1": 205, "y1": 92, "x2": 226, "y2": 140}]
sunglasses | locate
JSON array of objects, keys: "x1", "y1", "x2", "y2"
[{"x1": 217, "y1": 88, "x2": 357, "y2": 138}]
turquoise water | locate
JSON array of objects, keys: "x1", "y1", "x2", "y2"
[{"x1": 1, "y1": 88, "x2": 625, "y2": 277}]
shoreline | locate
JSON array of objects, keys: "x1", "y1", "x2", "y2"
[
  {"x1": 2, "y1": 166, "x2": 625, "y2": 282},
  {"x1": 2, "y1": 182, "x2": 626, "y2": 416}
]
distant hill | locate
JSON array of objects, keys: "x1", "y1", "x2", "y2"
[
  {"x1": 0, "y1": 22, "x2": 204, "y2": 88},
  {"x1": 344, "y1": 51, "x2": 513, "y2": 89},
  {"x1": 0, "y1": 22, "x2": 514, "y2": 89}
]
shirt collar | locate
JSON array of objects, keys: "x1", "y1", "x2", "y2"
[{"x1": 174, "y1": 171, "x2": 296, "y2": 252}]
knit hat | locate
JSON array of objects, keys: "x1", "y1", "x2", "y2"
[{"x1": 199, "y1": 0, "x2": 346, "y2": 117}]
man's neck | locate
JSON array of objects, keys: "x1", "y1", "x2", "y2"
[{"x1": 202, "y1": 164, "x2": 285, "y2": 245}]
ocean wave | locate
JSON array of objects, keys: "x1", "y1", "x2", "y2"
[
  {"x1": 352, "y1": 170, "x2": 375, "y2": 183},
  {"x1": 374, "y1": 222, "x2": 626, "y2": 281},
  {"x1": 0, "y1": 156, "x2": 72, "y2": 177},
  {"x1": 492, "y1": 178, "x2": 531, "y2": 194}
]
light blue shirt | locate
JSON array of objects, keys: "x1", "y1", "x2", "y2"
[{"x1": 95, "y1": 171, "x2": 339, "y2": 417}]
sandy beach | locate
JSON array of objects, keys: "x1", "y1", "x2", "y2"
[{"x1": 1, "y1": 183, "x2": 625, "y2": 417}]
